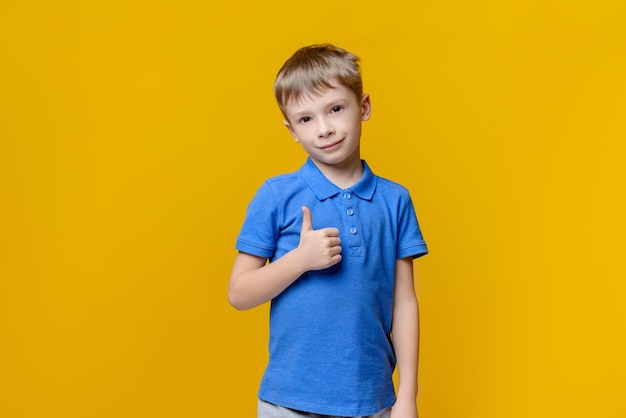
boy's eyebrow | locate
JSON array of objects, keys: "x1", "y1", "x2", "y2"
[
  {"x1": 288, "y1": 97, "x2": 350, "y2": 117},
  {"x1": 286, "y1": 106, "x2": 311, "y2": 118}
]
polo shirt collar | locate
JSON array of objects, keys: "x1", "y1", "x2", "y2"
[{"x1": 299, "y1": 157, "x2": 378, "y2": 201}]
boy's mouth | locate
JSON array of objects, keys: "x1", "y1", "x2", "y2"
[{"x1": 320, "y1": 139, "x2": 344, "y2": 150}]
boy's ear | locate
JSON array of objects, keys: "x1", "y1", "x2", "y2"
[
  {"x1": 361, "y1": 94, "x2": 372, "y2": 121},
  {"x1": 283, "y1": 120, "x2": 300, "y2": 142}
]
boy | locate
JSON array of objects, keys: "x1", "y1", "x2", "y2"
[{"x1": 229, "y1": 44, "x2": 428, "y2": 418}]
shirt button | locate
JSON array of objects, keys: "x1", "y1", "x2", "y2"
[
  {"x1": 346, "y1": 209, "x2": 354, "y2": 216},
  {"x1": 349, "y1": 227, "x2": 358, "y2": 234},
  {"x1": 343, "y1": 193, "x2": 351, "y2": 199}
]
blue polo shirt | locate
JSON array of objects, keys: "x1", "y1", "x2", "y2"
[{"x1": 236, "y1": 158, "x2": 428, "y2": 416}]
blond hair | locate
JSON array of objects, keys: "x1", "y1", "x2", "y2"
[{"x1": 274, "y1": 44, "x2": 363, "y2": 116}]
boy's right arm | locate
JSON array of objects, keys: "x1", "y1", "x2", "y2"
[{"x1": 228, "y1": 206, "x2": 342, "y2": 310}]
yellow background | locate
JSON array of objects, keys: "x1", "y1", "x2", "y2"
[{"x1": 1, "y1": 1, "x2": 624, "y2": 417}]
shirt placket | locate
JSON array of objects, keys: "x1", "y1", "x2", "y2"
[{"x1": 341, "y1": 189, "x2": 364, "y2": 258}]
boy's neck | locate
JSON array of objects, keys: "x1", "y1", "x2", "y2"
[{"x1": 310, "y1": 155, "x2": 364, "y2": 190}]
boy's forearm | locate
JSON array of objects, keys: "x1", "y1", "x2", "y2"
[
  {"x1": 393, "y1": 297, "x2": 419, "y2": 402},
  {"x1": 392, "y1": 257, "x2": 420, "y2": 407},
  {"x1": 228, "y1": 250, "x2": 308, "y2": 311}
]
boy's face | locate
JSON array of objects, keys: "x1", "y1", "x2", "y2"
[{"x1": 283, "y1": 81, "x2": 371, "y2": 170}]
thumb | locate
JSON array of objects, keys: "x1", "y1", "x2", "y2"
[{"x1": 300, "y1": 206, "x2": 313, "y2": 233}]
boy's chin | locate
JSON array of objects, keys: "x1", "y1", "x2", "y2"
[{"x1": 310, "y1": 155, "x2": 361, "y2": 168}]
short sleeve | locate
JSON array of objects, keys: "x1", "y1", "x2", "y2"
[
  {"x1": 396, "y1": 194, "x2": 428, "y2": 259},
  {"x1": 236, "y1": 182, "x2": 281, "y2": 259}
]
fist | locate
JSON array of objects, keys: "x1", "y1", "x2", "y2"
[{"x1": 297, "y1": 206, "x2": 342, "y2": 271}]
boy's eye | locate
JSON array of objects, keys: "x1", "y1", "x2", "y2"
[
  {"x1": 330, "y1": 105, "x2": 343, "y2": 114},
  {"x1": 299, "y1": 116, "x2": 312, "y2": 123}
]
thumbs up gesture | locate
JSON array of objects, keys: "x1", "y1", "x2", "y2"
[{"x1": 297, "y1": 206, "x2": 342, "y2": 271}]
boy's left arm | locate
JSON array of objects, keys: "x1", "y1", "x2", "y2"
[{"x1": 391, "y1": 257, "x2": 420, "y2": 418}]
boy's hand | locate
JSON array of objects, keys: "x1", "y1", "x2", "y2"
[
  {"x1": 390, "y1": 398, "x2": 418, "y2": 418},
  {"x1": 296, "y1": 206, "x2": 342, "y2": 271}
]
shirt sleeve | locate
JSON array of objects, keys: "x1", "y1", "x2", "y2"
[
  {"x1": 396, "y1": 193, "x2": 428, "y2": 259},
  {"x1": 236, "y1": 181, "x2": 281, "y2": 259}
]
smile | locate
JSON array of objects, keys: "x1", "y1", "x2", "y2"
[{"x1": 320, "y1": 139, "x2": 344, "y2": 150}]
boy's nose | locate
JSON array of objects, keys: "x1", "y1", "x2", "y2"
[{"x1": 317, "y1": 119, "x2": 335, "y2": 138}]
